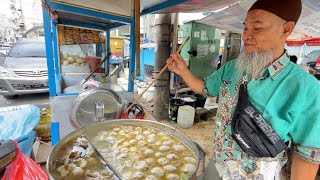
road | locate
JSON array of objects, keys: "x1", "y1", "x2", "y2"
[{"x1": 0, "y1": 93, "x2": 50, "y2": 108}]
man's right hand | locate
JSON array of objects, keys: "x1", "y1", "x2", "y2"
[
  {"x1": 166, "y1": 53, "x2": 189, "y2": 77},
  {"x1": 166, "y1": 53, "x2": 205, "y2": 94}
]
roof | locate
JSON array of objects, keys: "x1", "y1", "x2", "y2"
[{"x1": 196, "y1": 0, "x2": 320, "y2": 37}]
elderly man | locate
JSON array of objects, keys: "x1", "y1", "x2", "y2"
[{"x1": 167, "y1": 0, "x2": 320, "y2": 179}]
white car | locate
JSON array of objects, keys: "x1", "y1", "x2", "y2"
[{"x1": 0, "y1": 38, "x2": 48, "y2": 99}]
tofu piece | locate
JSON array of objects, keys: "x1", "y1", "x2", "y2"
[
  {"x1": 57, "y1": 165, "x2": 69, "y2": 177},
  {"x1": 72, "y1": 167, "x2": 84, "y2": 175}
]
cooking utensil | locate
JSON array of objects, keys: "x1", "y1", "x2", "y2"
[
  {"x1": 81, "y1": 53, "x2": 111, "y2": 85},
  {"x1": 70, "y1": 88, "x2": 123, "y2": 128},
  {"x1": 123, "y1": 36, "x2": 191, "y2": 114},
  {"x1": 82, "y1": 135, "x2": 120, "y2": 179},
  {"x1": 47, "y1": 119, "x2": 200, "y2": 180}
]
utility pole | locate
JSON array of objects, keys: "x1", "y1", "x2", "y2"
[
  {"x1": 222, "y1": 32, "x2": 241, "y2": 65},
  {"x1": 153, "y1": 14, "x2": 171, "y2": 120}
]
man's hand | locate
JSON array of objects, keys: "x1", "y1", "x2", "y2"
[
  {"x1": 291, "y1": 153, "x2": 319, "y2": 180},
  {"x1": 165, "y1": 53, "x2": 204, "y2": 94},
  {"x1": 166, "y1": 53, "x2": 189, "y2": 77}
]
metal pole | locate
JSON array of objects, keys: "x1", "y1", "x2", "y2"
[
  {"x1": 154, "y1": 14, "x2": 171, "y2": 120},
  {"x1": 42, "y1": 7, "x2": 56, "y2": 97},
  {"x1": 135, "y1": 0, "x2": 141, "y2": 77},
  {"x1": 128, "y1": 21, "x2": 136, "y2": 92},
  {"x1": 106, "y1": 30, "x2": 111, "y2": 75},
  {"x1": 169, "y1": 13, "x2": 179, "y2": 90},
  {"x1": 52, "y1": 22, "x2": 60, "y2": 75}
]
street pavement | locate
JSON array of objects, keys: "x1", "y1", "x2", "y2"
[{"x1": 0, "y1": 93, "x2": 50, "y2": 108}]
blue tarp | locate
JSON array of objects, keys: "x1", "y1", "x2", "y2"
[{"x1": 0, "y1": 105, "x2": 40, "y2": 156}]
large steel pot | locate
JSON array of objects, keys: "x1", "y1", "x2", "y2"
[{"x1": 47, "y1": 119, "x2": 200, "y2": 179}]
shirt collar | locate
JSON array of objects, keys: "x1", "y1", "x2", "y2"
[{"x1": 259, "y1": 51, "x2": 290, "y2": 80}]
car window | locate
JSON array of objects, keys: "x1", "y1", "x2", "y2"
[{"x1": 8, "y1": 41, "x2": 46, "y2": 58}]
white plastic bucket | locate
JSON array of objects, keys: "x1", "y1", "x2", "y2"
[{"x1": 177, "y1": 105, "x2": 195, "y2": 129}]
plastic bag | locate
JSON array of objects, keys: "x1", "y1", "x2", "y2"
[{"x1": 2, "y1": 140, "x2": 48, "y2": 180}]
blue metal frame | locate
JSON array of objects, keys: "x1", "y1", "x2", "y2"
[
  {"x1": 106, "y1": 30, "x2": 111, "y2": 75},
  {"x1": 43, "y1": 0, "x2": 189, "y2": 142},
  {"x1": 58, "y1": 19, "x2": 107, "y2": 31},
  {"x1": 46, "y1": 1, "x2": 132, "y2": 24},
  {"x1": 106, "y1": 23, "x2": 128, "y2": 30},
  {"x1": 128, "y1": 19, "x2": 136, "y2": 92},
  {"x1": 51, "y1": 122, "x2": 60, "y2": 146},
  {"x1": 141, "y1": 0, "x2": 190, "y2": 15},
  {"x1": 52, "y1": 22, "x2": 60, "y2": 75},
  {"x1": 42, "y1": 7, "x2": 57, "y2": 97}
]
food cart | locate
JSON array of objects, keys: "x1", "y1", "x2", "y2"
[{"x1": 41, "y1": 0, "x2": 194, "y2": 144}]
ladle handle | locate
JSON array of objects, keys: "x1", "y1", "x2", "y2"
[{"x1": 125, "y1": 36, "x2": 190, "y2": 113}]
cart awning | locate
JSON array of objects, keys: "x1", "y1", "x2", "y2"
[{"x1": 196, "y1": 0, "x2": 320, "y2": 37}]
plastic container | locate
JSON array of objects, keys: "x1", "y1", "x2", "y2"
[
  {"x1": 195, "y1": 94, "x2": 207, "y2": 108},
  {"x1": 181, "y1": 94, "x2": 196, "y2": 107},
  {"x1": 36, "y1": 108, "x2": 52, "y2": 139},
  {"x1": 177, "y1": 105, "x2": 195, "y2": 128},
  {"x1": 85, "y1": 56, "x2": 101, "y2": 73},
  {"x1": 169, "y1": 98, "x2": 185, "y2": 121}
]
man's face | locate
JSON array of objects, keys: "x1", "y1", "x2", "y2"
[{"x1": 242, "y1": 10, "x2": 286, "y2": 54}]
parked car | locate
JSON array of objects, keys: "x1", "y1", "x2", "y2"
[
  {"x1": 0, "y1": 52, "x2": 6, "y2": 64},
  {"x1": 303, "y1": 50, "x2": 320, "y2": 80},
  {"x1": 0, "y1": 46, "x2": 11, "y2": 55},
  {"x1": 0, "y1": 38, "x2": 48, "y2": 99}
]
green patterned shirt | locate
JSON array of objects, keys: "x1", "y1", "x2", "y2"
[{"x1": 204, "y1": 52, "x2": 320, "y2": 179}]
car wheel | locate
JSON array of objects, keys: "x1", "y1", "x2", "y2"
[{"x1": 4, "y1": 95, "x2": 18, "y2": 99}]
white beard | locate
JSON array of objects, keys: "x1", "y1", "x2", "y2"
[{"x1": 235, "y1": 51, "x2": 273, "y2": 79}]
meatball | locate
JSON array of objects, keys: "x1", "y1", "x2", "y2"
[
  {"x1": 148, "y1": 134, "x2": 156, "y2": 139},
  {"x1": 146, "y1": 175, "x2": 158, "y2": 180},
  {"x1": 173, "y1": 145, "x2": 185, "y2": 152},
  {"x1": 159, "y1": 145, "x2": 170, "y2": 151},
  {"x1": 134, "y1": 161, "x2": 149, "y2": 171},
  {"x1": 184, "y1": 157, "x2": 197, "y2": 164},
  {"x1": 166, "y1": 174, "x2": 180, "y2": 180},
  {"x1": 133, "y1": 172, "x2": 145, "y2": 179},
  {"x1": 138, "y1": 141, "x2": 147, "y2": 146},
  {"x1": 167, "y1": 154, "x2": 179, "y2": 160},
  {"x1": 155, "y1": 152, "x2": 164, "y2": 158},
  {"x1": 136, "y1": 135, "x2": 145, "y2": 140},
  {"x1": 142, "y1": 148, "x2": 154, "y2": 156},
  {"x1": 147, "y1": 138, "x2": 156, "y2": 143},
  {"x1": 181, "y1": 163, "x2": 196, "y2": 174},
  {"x1": 151, "y1": 167, "x2": 165, "y2": 177},
  {"x1": 145, "y1": 158, "x2": 156, "y2": 165},
  {"x1": 163, "y1": 140, "x2": 174, "y2": 145},
  {"x1": 163, "y1": 165, "x2": 177, "y2": 172},
  {"x1": 157, "y1": 158, "x2": 169, "y2": 165}
]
